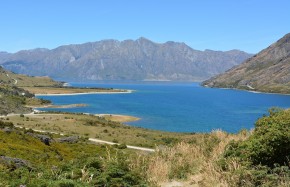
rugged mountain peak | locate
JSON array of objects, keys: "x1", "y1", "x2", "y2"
[
  {"x1": 276, "y1": 32, "x2": 290, "y2": 45},
  {"x1": 203, "y1": 33, "x2": 290, "y2": 94},
  {"x1": 136, "y1": 37, "x2": 152, "y2": 42},
  {"x1": 0, "y1": 38, "x2": 252, "y2": 81}
]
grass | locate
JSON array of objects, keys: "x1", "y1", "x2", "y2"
[
  {"x1": 6, "y1": 112, "x2": 198, "y2": 148},
  {"x1": 131, "y1": 128, "x2": 289, "y2": 186},
  {"x1": 0, "y1": 121, "x2": 148, "y2": 186},
  {"x1": 0, "y1": 68, "x2": 61, "y2": 87},
  {"x1": 140, "y1": 129, "x2": 249, "y2": 186},
  {"x1": 127, "y1": 110, "x2": 290, "y2": 186}
]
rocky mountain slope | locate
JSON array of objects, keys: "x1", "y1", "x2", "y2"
[
  {"x1": 203, "y1": 33, "x2": 290, "y2": 94},
  {"x1": 0, "y1": 38, "x2": 252, "y2": 81}
]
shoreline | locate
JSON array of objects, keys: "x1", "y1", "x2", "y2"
[
  {"x1": 95, "y1": 113, "x2": 140, "y2": 123},
  {"x1": 35, "y1": 90, "x2": 134, "y2": 96},
  {"x1": 204, "y1": 85, "x2": 290, "y2": 96},
  {"x1": 247, "y1": 90, "x2": 290, "y2": 96},
  {"x1": 41, "y1": 103, "x2": 88, "y2": 108},
  {"x1": 30, "y1": 108, "x2": 141, "y2": 123},
  {"x1": 1, "y1": 111, "x2": 140, "y2": 124}
]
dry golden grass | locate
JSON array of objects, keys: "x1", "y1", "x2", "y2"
[
  {"x1": 129, "y1": 129, "x2": 250, "y2": 186},
  {"x1": 0, "y1": 71, "x2": 60, "y2": 87}
]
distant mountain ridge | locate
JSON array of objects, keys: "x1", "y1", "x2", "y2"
[
  {"x1": 203, "y1": 33, "x2": 290, "y2": 94},
  {"x1": 0, "y1": 38, "x2": 252, "y2": 81}
]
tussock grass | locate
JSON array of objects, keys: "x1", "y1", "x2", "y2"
[
  {"x1": 128, "y1": 129, "x2": 250, "y2": 186},
  {"x1": 128, "y1": 120, "x2": 288, "y2": 187}
]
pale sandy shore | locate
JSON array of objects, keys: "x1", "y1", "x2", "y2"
[
  {"x1": 35, "y1": 90, "x2": 134, "y2": 96},
  {"x1": 216, "y1": 87, "x2": 290, "y2": 96},
  {"x1": 248, "y1": 90, "x2": 290, "y2": 95},
  {"x1": 95, "y1": 114, "x2": 140, "y2": 123},
  {"x1": 41, "y1": 103, "x2": 88, "y2": 108}
]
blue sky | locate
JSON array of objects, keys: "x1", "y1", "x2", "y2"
[{"x1": 1, "y1": 0, "x2": 290, "y2": 53}]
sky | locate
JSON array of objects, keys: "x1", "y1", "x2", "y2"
[{"x1": 1, "y1": 0, "x2": 290, "y2": 54}]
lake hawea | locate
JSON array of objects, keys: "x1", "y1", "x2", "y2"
[{"x1": 37, "y1": 82, "x2": 290, "y2": 133}]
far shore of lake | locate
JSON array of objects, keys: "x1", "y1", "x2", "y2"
[
  {"x1": 35, "y1": 90, "x2": 133, "y2": 96},
  {"x1": 21, "y1": 86, "x2": 133, "y2": 95}
]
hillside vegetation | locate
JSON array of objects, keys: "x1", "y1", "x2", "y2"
[
  {"x1": 0, "y1": 66, "x2": 54, "y2": 115},
  {"x1": 6, "y1": 112, "x2": 202, "y2": 148},
  {"x1": 0, "y1": 66, "x2": 62, "y2": 87},
  {"x1": 0, "y1": 83, "x2": 53, "y2": 115},
  {"x1": 1, "y1": 108, "x2": 289, "y2": 186},
  {"x1": 0, "y1": 121, "x2": 148, "y2": 186}
]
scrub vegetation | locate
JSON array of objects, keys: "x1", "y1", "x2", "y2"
[
  {"x1": 1, "y1": 108, "x2": 289, "y2": 186},
  {"x1": 6, "y1": 112, "x2": 198, "y2": 148}
]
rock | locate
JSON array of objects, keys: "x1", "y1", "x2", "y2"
[
  {"x1": 2, "y1": 127, "x2": 13, "y2": 133},
  {"x1": 0, "y1": 156, "x2": 32, "y2": 170},
  {"x1": 56, "y1": 136, "x2": 79, "y2": 143},
  {"x1": 26, "y1": 132, "x2": 52, "y2": 146}
]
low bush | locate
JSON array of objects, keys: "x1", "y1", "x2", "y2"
[
  {"x1": 221, "y1": 108, "x2": 290, "y2": 186},
  {"x1": 224, "y1": 108, "x2": 290, "y2": 167}
]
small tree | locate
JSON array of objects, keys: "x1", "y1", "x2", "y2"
[{"x1": 224, "y1": 108, "x2": 290, "y2": 167}]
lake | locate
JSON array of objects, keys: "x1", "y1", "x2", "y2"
[{"x1": 37, "y1": 82, "x2": 290, "y2": 133}]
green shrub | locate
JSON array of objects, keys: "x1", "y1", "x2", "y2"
[
  {"x1": 55, "y1": 180, "x2": 76, "y2": 187},
  {"x1": 249, "y1": 108, "x2": 290, "y2": 166},
  {"x1": 95, "y1": 159, "x2": 146, "y2": 186},
  {"x1": 224, "y1": 108, "x2": 290, "y2": 167},
  {"x1": 0, "y1": 120, "x2": 14, "y2": 128},
  {"x1": 161, "y1": 137, "x2": 179, "y2": 145},
  {"x1": 118, "y1": 143, "x2": 127, "y2": 149},
  {"x1": 86, "y1": 158, "x2": 102, "y2": 170},
  {"x1": 0, "y1": 121, "x2": 148, "y2": 186},
  {"x1": 221, "y1": 108, "x2": 290, "y2": 185}
]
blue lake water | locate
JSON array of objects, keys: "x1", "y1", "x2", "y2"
[{"x1": 37, "y1": 82, "x2": 290, "y2": 133}]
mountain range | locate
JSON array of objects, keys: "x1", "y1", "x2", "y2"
[
  {"x1": 0, "y1": 38, "x2": 252, "y2": 81},
  {"x1": 203, "y1": 33, "x2": 290, "y2": 94}
]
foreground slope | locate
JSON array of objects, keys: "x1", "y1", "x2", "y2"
[
  {"x1": 1, "y1": 109, "x2": 289, "y2": 186},
  {"x1": 203, "y1": 33, "x2": 290, "y2": 94},
  {"x1": 0, "y1": 38, "x2": 251, "y2": 81}
]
